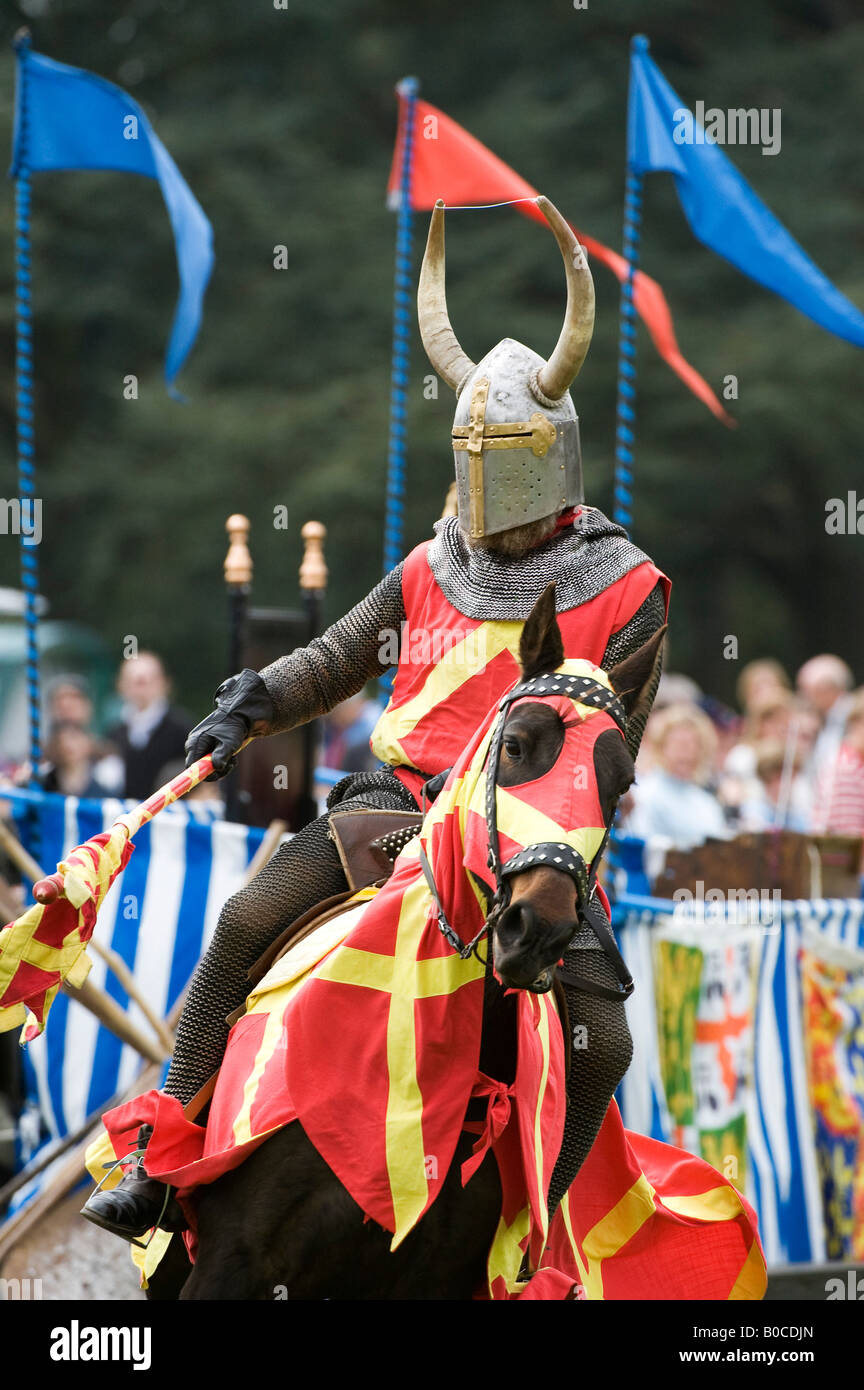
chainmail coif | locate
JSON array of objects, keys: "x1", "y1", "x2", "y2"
[
  {"x1": 256, "y1": 507, "x2": 665, "y2": 745},
  {"x1": 427, "y1": 508, "x2": 657, "y2": 620}
]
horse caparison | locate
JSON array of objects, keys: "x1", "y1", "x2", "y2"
[{"x1": 150, "y1": 588, "x2": 666, "y2": 1299}]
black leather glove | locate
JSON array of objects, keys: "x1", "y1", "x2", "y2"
[
  {"x1": 421, "y1": 767, "x2": 453, "y2": 805},
  {"x1": 184, "y1": 669, "x2": 275, "y2": 779}
]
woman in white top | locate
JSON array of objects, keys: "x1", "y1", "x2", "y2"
[{"x1": 621, "y1": 703, "x2": 729, "y2": 850}]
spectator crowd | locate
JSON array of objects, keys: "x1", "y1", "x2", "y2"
[
  {"x1": 2, "y1": 652, "x2": 195, "y2": 806},
  {"x1": 1, "y1": 646, "x2": 861, "y2": 874},
  {"x1": 0, "y1": 652, "x2": 382, "y2": 813},
  {"x1": 618, "y1": 652, "x2": 864, "y2": 864}
]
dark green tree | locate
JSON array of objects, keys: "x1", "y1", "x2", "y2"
[{"x1": 1, "y1": 0, "x2": 862, "y2": 715}]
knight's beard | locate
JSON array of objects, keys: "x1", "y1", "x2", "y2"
[{"x1": 466, "y1": 512, "x2": 560, "y2": 558}]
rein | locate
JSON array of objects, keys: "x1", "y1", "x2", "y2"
[{"x1": 419, "y1": 670, "x2": 634, "y2": 1002}]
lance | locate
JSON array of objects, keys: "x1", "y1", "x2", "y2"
[
  {"x1": 0, "y1": 748, "x2": 245, "y2": 1043},
  {"x1": 0, "y1": 819, "x2": 175, "y2": 1058}
]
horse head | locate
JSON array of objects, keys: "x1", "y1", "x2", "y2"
[{"x1": 485, "y1": 583, "x2": 666, "y2": 992}]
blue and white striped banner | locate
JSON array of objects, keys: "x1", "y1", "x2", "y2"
[
  {"x1": 1, "y1": 789, "x2": 267, "y2": 1217},
  {"x1": 613, "y1": 887, "x2": 864, "y2": 1266},
  {"x1": 5, "y1": 798, "x2": 862, "y2": 1264}
]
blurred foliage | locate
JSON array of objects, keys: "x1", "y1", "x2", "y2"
[{"x1": 0, "y1": 0, "x2": 862, "y2": 716}]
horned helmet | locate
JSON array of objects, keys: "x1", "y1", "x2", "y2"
[{"x1": 417, "y1": 196, "x2": 595, "y2": 544}]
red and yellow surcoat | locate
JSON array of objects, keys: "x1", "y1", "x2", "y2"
[{"x1": 371, "y1": 536, "x2": 670, "y2": 801}]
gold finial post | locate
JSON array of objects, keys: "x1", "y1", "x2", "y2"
[
  {"x1": 225, "y1": 516, "x2": 253, "y2": 823},
  {"x1": 299, "y1": 520, "x2": 328, "y2": 593},
  {"x1": 225, "y1": 513, "x2": 253, "y2": 589},
  {"x1": 297, "y1": 521, "x2": 328, "y2": 830}
]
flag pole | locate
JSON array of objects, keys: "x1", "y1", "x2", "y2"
[
  {"x1": 12, "y1": 29, "x2": 41, "y2": 790},
  {"x1": 613, "y1": 35, "x2": 648, "y2": 533},
  {"x1": 382, "y1": 76, "x2": 419, "y2": 578}
]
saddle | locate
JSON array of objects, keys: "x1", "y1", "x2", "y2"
[
  {"x1": 329, "y1": 807, "x2": 424, "y2": 893},
  {"x1": 240, "y1": 808, "x2": 423, "y2": 1002}
]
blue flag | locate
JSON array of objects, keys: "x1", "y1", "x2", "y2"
[
  {"x1": 627, "y1": 36, "x2": 864, "y2": 350},
  {"x1": 11, "y1": 45, "x2": 214, "y2": 390}
]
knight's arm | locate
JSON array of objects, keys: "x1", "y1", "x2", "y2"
[
  {"x1": 259, "y1": 564, "x2": 406, "y2": 733},
  {"x1": 600, "y1": 581, "x2": 667, "y2": 760},
  {"x1": 184, "y1": 565, "x2": 405, "y2": 773}
]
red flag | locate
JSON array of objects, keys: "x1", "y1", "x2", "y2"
[{"x1": 388, "y1": 93, "x2": 733, "y2": 426}]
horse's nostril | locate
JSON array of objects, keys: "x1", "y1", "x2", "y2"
[
  {"x1": 493, "y1": 902, "x2": 534, "y2": 947},
  {"x1": 492, "y1": 902, "x2": 577, "y2": 988}
]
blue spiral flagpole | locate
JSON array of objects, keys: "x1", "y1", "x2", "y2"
[
  {"x1": 382, "y1": 76, "x2": 419, "y2": 578},
  {"x1": 12, "y1": 30, "x2": 41, "y2": 791},
  {"x1": 614, "y1": 35, "x2": 648, "y2": 533}
]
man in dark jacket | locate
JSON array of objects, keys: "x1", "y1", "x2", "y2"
[{"x1": 107, "y1": 652, "x2": 192, "y2": 800}]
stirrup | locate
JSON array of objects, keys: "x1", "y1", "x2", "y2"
[{"x1": 83, "y1": 1147, "x2": 175, "y2": 1249}]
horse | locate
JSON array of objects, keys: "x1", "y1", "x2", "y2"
[{"x1": 146, "y1": 586, "x2": 666, "y2": 1300}]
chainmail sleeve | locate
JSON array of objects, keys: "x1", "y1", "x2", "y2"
[
  {"x1": 258, "y1": 563, "x2": 406, "y2": 735},
  {"x1": 600, "y1": 581, "x2": 667, "y2": 760}
]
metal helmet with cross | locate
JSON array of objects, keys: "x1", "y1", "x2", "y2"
[{"x1": 417, "y1": 196, "x2": 595, "y2": 543}]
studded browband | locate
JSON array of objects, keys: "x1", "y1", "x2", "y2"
[
  {"x1": 501, "y1": 671, "x2": 627, "y2": 728},
  {"x1": 485, "y1": 671, "x2": 626, "y2": 888}
]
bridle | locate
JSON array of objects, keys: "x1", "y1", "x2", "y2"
[{"x1": 418, "y1": 670, "x2": 635, "y2": 1003}]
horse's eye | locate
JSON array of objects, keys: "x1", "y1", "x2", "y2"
[{"x1": 503, "y1": 736, "x2": 522, "y2": 759}]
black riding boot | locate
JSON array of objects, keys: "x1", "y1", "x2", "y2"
[{"x1": 80, "y1": 1124, "x2": 187, "y2": 1241}]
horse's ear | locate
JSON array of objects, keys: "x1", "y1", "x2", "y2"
[
  {"x1": 520, "y1": 583, "x2": 564, "y2": 680},
  {"x1": 605, "y1": 625, "x2": 668, "y2": 724}
]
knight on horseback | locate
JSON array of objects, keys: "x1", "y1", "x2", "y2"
[{"x1": 82, "y1": 194, "x2": 670, "y2": 1241}]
